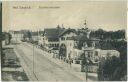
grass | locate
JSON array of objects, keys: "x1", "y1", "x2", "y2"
[
  {"x1": 2, "y1": 46, "x2": 29, "y2": 81},
  {"x1": 2, "y1": 71, "x2": 29, "y2": 81}
]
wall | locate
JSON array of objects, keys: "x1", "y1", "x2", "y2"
[{"x1": 59, "y1": 32, "x2": 77, "y2": 59}]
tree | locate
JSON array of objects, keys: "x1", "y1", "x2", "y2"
[
  {"x1": 98, "y1": 56, "x2": 121, "y2": 81},
  {"x1": 27, "y1": 31, "x2": 32, "y2": 40},
  {"x1": 23, "y1": 31, "x2": 32, "y2": 41},
  {"x1": 1, "y1": 32, "x2": 12, "y2": 44},
  {"x1": 90, "y1": 29, "x2": 125, "y2": 40},
  {"x1": 8, "y1": 33, "x2": 12, "y2": 44}
]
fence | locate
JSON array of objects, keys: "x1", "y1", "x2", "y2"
[{"x1": 81, "y1": 65, "x2": 98, "y2": 73}]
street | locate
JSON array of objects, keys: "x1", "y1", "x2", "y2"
[{"x1": 14, "y1": 42, "x2": 84, "y2": 81}]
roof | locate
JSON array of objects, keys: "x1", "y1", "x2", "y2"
[
  {"x1": 83, "y1": 47, "x2": 95, "y2": 51},
  {"x1": 59, "y1": 28, "x2": 76, "y2": 37},
  {"x1": 31, "y1": 32, "x2": 38, "y2": 36},
  {"x1": 44, "y1": 28, "x2": 65, "y2": 41},
  {"x1": 74, "y1": 34, "x2": 88, "y2": 41},
  {"x1": 24, "y1": 31, "x2": 44, "y2": 36},
  {"x1": 13, "y1": 31, "x2": 21, "y2": 34},
  {"x1": 39, "y1": 31, "x2": 44, "y2": 35},
  {"x1": 44, "y1": 28, "x2": 59, "y2": 38}
]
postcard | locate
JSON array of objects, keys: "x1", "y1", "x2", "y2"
[{"x1": 1, "y1": 1, "x2": 127, "y2": 81}]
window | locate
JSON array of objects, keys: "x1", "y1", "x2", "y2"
[
  {"x1": 88, "y1": 54, "x2": 90, "y2": 58},
  {"x1": 52, "y1": 44, "x2": 54, "y2": 47},
  {"x1": 95, "y1": 59, "x2": 98, "y2": 62},
  {"x1": 66, "y1": 37, "x2": 73, "y2": 40},
  {"x1": 70, "y1": 43, "x2": 72, "y2": 46},
  {"x1": 61, "y1": 37, "x2": 65, "y2": 40},
  {"x1": 57, "y1": 44, "x2": 59, "y2": 47},
  {"x1": 88, "y1": 52, "x2": 93, "y2": 58},
  {"x1": 95, "y1": 51, "x2": 98, "y2": 56},
  {"x1": 55, "y1": 44, "x2": 57, "y2": 47}
]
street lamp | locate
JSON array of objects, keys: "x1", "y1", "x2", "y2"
[
  {"x1": 85, "y1": 58, "x2": 89, "y2": 81},
  {"x1": 32, "y1": 42, "x2": 39, "y2": 81},
  {"x1": 33, "y1": 41, "x2": 35, "y2": 75},
  {"x1": 83, "y1": 52, "x2": 89, "y2": 82}
]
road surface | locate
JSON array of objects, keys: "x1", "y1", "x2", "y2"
[{"x1": 14, "y1": 42, "x2": 83, "y2": 81}]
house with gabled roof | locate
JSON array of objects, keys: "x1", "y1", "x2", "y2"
[
  {"x1": 40, "y1": 26, "x2": 65, "y2": 52},
  {"x1": 9, "y1": 30, "x2": 23, "y2": 43},
  {"x1": 59, "y1": 28, "x2": 77, "y2": 59},
  {"x1": 58, "y1": 28, "x2": 102, "y2": 64}
]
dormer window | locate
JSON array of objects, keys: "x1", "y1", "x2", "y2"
[
  {"x1": 61, "y1": 37, "x2": 65, "y2": 40},
  {"x1": 95, "y1": 51, "x2": 98, "y2": 56}
]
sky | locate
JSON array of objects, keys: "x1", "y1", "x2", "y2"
[{"x1": 3, "y1": 1, "x2": 127, "y2": 31}]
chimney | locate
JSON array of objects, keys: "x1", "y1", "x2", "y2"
[
  {"x1": 62, "y1": 24, "x2": 64, "y2": 28},
  {"x1": 57, "y1": 25, "x2": 60, "y2": 29}
]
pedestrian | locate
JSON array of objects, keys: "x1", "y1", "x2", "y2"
[
  {"x1": 68, "y1": 52, "x2": 72, "y2": 68},
  {"x1": 69, "y1": 58, "x2": 72, "y2": 68}
]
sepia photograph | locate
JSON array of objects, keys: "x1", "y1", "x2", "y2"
[{"x1": 1, "y1": 1, "x2": 127, "y2": 81}]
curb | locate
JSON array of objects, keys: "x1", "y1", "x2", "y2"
[{"x1": 14, "y1": 46, "x2": 37, "y2": 81}]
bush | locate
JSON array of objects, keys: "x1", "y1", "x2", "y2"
[{"x1": 98, "y1": 56, "x2": 127, "y2": 81}]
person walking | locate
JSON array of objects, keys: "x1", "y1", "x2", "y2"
[
  {"x1": 85, "y1": 58, "x2": 90, "y2": 81},
  {"x1": 68, "y1": 52, "x2": 72, "y2": 68}
]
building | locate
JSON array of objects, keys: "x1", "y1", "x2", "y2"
[
  {"x1": 9, "y1": 30, "x2": 23, "y2": 43},
  {"x1": 31, "y1": 31, "x2": 39, "y2": 42},
  {"x1": 71, "y1": 49, "x2": 84, "y2": 64},
  {"x1": 83, "y1": 48, "x2": 120, "y2": 64},
  {"x1": 2, "y1": 32, "x2": 12, "y2": 45},
  {"x1": 81, "y1": 48, "x2": 120, "y2": 72},
  {"x1": 98, "y1": 49, "x2": 120, "y2": 58},
  {"x1": 44, "y1": 28, "x2": 59, "y2": 49},
  {"x1": 38, "y1": 31, "x2": 45, "y2": 46},
  {"x1": 58, "y1": 28, "x2": 96, "y2": 60},
  {"x1": 59, "y1": 28, "x2": 77, "y2": 59},
  {"x1": 39, "y1": 26, "x2": 65, "y2": 52}
]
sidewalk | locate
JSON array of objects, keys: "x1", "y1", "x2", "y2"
[
  {"x1": 14, "y1": 45, "x2": 38, "y2": 81},
  {"x1": 27, "y1": 43, "x2": 98, "y2": 81},
  {"x1": 41, "y1": 50, "x2": 98, "y2": 81}
]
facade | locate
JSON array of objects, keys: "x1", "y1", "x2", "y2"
[
  {"x1": 98, "y1": 50, "x2": 120, "y2": 58},
  {"x1": 2, "y1": 33, "x2": 11, "y2": 45},
  {"x1": 31, "y1": 32, "x2": 39, "y2": 42},
  {"x1": 59, "y1": 28, "x2": 96, "y2": 60},
  {"x1": 59, "y1": 29, "x2": 77, "y2": 59},
  {"x1": 38, "y1": 34, "x2": 45, "y2": 46},
  {"x1": 44, "y1": 28, "x2": 59, "y2": 49},
  {"x1": 83, "y1": 48, "x2": 120, "y2": 64},
  {"x1": 39, "y1": 27, "x2": 65, "y2": 51},
  {"x1": 9, "y1": 30, "x2": 23, "y2": 43}
]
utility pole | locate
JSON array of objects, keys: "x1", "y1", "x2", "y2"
[
  {"x1": 32, "y1": 41, "x2": 39, "y2": 81},
  {"x1": 84, "y1": 56, "x2": 88, "y2": 82},
  {"x1": 33, "y1": 44, "x2": 34, "y2": 74},
  {"x1": 85, "y1": 63, "x2": 88, "y2": 81}
]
